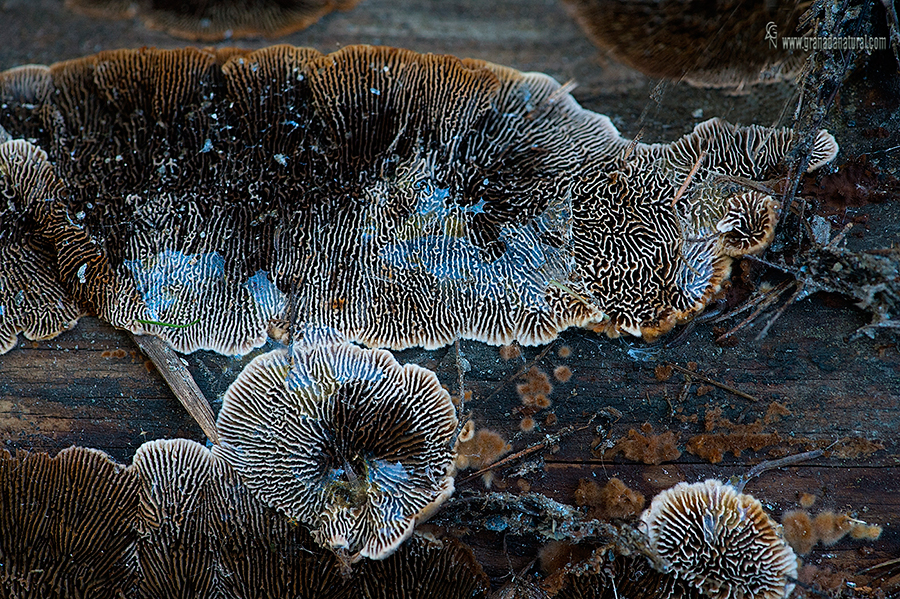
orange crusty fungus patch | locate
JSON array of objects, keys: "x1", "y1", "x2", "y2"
[
  {"x1": 603, "y1": 424, "x2": 681, "y2": 465},
  {"x1": 553, "y1": 365, "x2": 572, "y2": 383},
  {"x1": 575, "y1": 477, "x2": 645, "y2": 520},
  {"x1": 782, "y1": 509, "x2": 883, "y2": 555},
  {"x1": 499, "y1": 344, "x2": 522, "y2": 361},
  {"x1": 517, "y1": 366, "x2": 553, "y2": 408},
  {"x1": 455, "y1": 428, "x2": 511, "y2": 472}
]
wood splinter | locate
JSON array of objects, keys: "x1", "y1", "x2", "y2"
[{"x1": 131, "y1": 334, "x2": 220, "y2": 445}]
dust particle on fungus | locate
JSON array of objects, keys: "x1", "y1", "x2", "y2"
[
  {"x1": 553, "y1": 365, "x2": 572, "y2": 382},
  {"x1": 782, "y1": 510, "x2": 817, "y2": 555},
  {"x1": 574, "y1": 477, "x2": 645, "y2": 520},
  {"x1": 499, "y1": 344, "x2": 521, "y2": 361},
  {"x1": 557, "y1": 346, "x2": 572, "y2": 358}
]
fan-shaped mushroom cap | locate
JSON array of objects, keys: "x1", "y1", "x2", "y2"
[
  {"x1": 131, "y1": 437, "x2": 350, "y2": 597},
  {"x1": 0, "y1": 446, "x2": 139, "y2": 597},
  {"x1": 0, "y1": 137, "x2": 82, "y2": 353},
  {"x1": 561, "y1": 0, "x2": 807, "y2": 88},
  {"x1": 0, "y1": 46, "x2": 839, "y2": 353},
  {"x1": 131, "y1": 438, "x2": 219, "y2": 597},
  {"x1": 640, "y1": 479, "x2": 798, "y2": 599},
  {"x1": 66, "y1": 0, "x2": 362, "y2": 41},
  {"x1": 215, "y1": 331, "x2": 458, "y2": 561}
]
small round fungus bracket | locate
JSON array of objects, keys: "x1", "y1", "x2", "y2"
[
  {"x1": 215, "y1": 331, "x2": 458, "y2": 561},
  {"x1": 640, "y1": 479, "x2": 798, "y2": 599}
]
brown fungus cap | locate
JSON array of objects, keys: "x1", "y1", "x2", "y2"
[
  {"x1": 215, "y1": 330, "x2": 458, "y2": 561},
  {"x1": 66, "y1": 0, "x2": 362, "y2": 41},
  {"x1": 0, "y1": 446, "x2": 139, "y2": 597},
  {"x1": 561, "y1": 0, "x2": 807, "y2": 89},
  {"x1": 353, "y1": 532, "x2": 490, "y2": 599},
  {"x1": 0, "y1": 46, "x2": 838, "y2": 353},
  {"x1": 131, "y1": 438, "x2": 219, "y2": 598},
  {"x1": 640, "y1": 479, "x2": 798, "y2": 599}
]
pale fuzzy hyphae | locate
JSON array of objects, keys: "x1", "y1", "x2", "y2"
[{"x1": 0, "y1": 46, "x2": 838, "y2": 356}]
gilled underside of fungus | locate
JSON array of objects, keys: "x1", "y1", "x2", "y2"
[
  {"x1": 2, "y1": 440, "x2": 490, "y2": 597},
  {"x1": 215, "y1": 330, "x2": 459, "y2": 561},
  {"x1": 640, "y1": 479, "x2": 799, "y2": 599},
  {"x1": 0, "y1": 447, "x2": 139, "y2": 597},
  {"x1": 65, "y1": 0, "x2": 362, "y2": 41},
  {"x1": 0, "y1": 45, "x2": 839, "y2": 357}
]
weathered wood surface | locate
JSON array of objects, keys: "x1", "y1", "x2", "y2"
[{"x1": 1, "y1": 0, "x2": 898, "y2": 595}]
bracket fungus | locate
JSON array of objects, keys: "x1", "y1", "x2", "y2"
[
  {"x1": 215, "y1": 332, "x2": 459, "y2": 561},
  {"x1": 0, "y1": 45, "x2": 839, "y2": 357},
  {"x1": 65, "y1": 0, "x2": 362, "y2": 41},
  {"x1": 0, "y1": 446, "x2": 139, "y2": 597},
  {"x1": 561, "y1": 0, "x2": 808, "y2": 88},
  {"x1": 0, "y1": 134, "x2": 82, "y2": 353},
  {"x1": 640, "y1": 479, "x2": 798, "y2": 599}
]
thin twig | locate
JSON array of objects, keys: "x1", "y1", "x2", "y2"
[
  {"x1": 459, "y1": 417, "x2": 595, "y2": 484},
  {"x1": 857, "y1": 557, "x2": 900, "y2": 575},
  {"x1": 132, "y1": 333, "x2": 219, "y2": 444},
  {"x1": 666, "y1": 362, "x2": 759, "y2": 402},
  {"x1": 755, "y1": 281, "x2": 808, "y2": 340},
  {"x1": 671, "y1": 149, "x2": 707, "y2": 208},
  {"x1": 714, "y1": 279, "x2": 797, "y2": 341}
]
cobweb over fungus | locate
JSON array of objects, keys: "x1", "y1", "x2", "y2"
[
  {"x1": 0, "y1": 45, "x2": 838, "y2": 355},
  {"x1": 65, "y1": 0, "x2": 362, "y2": 41},
  {"x1": 215, "y1": 330, "x2": 458, "y2": 561},
  {"x1": 640, "y1": 479, "x2": 798, "y2": 599}
]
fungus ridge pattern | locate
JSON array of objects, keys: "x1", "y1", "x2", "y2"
[
  {"x1": 641, "y1": 479, "x2": 798, "y2": 599},
  {"x1": 0, "y1": 139, "x2": 82, "y2": 353},
  {"x1": 215, "y1": 333, "x2": 458, "y2": 561},
  {"x1": 0, "y1": 46, "x2": 838, "y2": 356}
]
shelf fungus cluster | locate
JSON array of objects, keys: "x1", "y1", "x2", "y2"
[
  {"x1": 215, "y1": 332, "x2": 459, "y2": 561},
  {"x1": 0, "y1": 441, "x2": 489, "y2": 597},
  {"x1": 0, "y1": 44, "x2": 840, "y2": 576},
  {"x1": 640, "y1": 479, "x2": 799, "y2": 599},
  {"x1": 0, "y1": 45, "x2": 838, "y2": 358}
]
